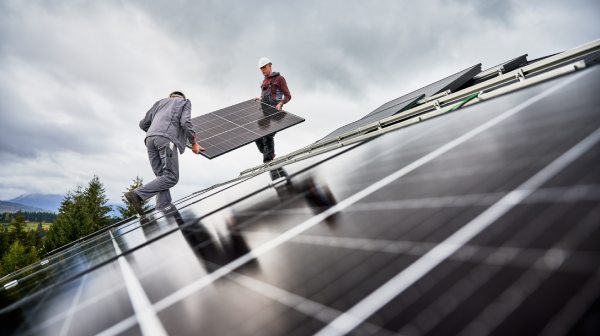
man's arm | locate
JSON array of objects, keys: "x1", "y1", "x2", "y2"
[
  {"x1": 180, "y1": 100, "x2": 196, "y2": 144},
  {"x1": 277, "y1": 76, "x2": 292, "y2": 110},
  {"x1": 180, "y1": 100, "x2": 205, "y2": 154},
  {"x1": 139, "y1": 101, "x2": 158, "y2": 131}
]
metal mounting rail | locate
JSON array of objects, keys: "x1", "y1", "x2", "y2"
[
  {"x1": 418, "y1": 90, "x2": 451, "y2": 104},
  {"x1": 239, "y1": 39, "x2": 600, "y2": 176}
]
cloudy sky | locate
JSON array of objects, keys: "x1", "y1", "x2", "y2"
[{"x1": 0, "y1": 0, "x2": 599, "y2": 205}]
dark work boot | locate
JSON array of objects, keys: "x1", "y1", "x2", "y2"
[
  {"x1": 125, "y1": 191, "x2": 144, "y2": 216},
  {"x1": 263, "y1": 152, "x2": 276, "y2": 163}
]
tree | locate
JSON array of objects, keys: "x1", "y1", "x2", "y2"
[
  {"x1": 1, "y1": 176, "x2": 113, "y2": 276},
  {"x1": 44, "y1": 176, "x2": 112, "y2": 253},
  {"x1": 9, "y1": 212, "x2": 27, "y2": 244},
  {"x1": 0, "y1": 214, "x2": 43, "y2": 277},
  {"x1": 45, "y1": 191, "x2": 75, "y2": 252},
  {"x1": 83, "y1": 175, "x2": 112, "y2": 233},
  {"x1": 0, "y1": 224, "x2": 10, "y2": 260},
  {"x1": 118, "y1": 176, "x2": 151, "y2": 219},
  {"x1": 36, "y1": 222, "x2": 46, "y2": 238},
  {"x1": 1, "y1": 240, "x2": 38, "y2": 275}
]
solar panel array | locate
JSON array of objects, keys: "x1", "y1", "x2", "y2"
[
  {"x1": 320, "y1": 63, "x2": 482, "y2": 142},
  {"x1": 2, "y1": 53, "x2": 600, "y2": 336},
  {"x1": 472, "y1": 54, "x2": 529, "y2": 84},
  {"x1": 191, "y1": 99, "x2": 305, "y2": 159}
]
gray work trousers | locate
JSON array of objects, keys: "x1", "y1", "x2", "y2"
[{"x1": 135, "y1": 135, "x2": 179, "y2": 209}]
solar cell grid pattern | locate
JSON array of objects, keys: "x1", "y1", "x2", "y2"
[
  {"x1": 1, "y1": 65, "x2": 600, "y2": 336},
  {"x1": 191, "y1": 99, "x2": 305, "y2": 159},
  {"x1": 320, "y1": 63, "x2": 482, "y2": 142}
]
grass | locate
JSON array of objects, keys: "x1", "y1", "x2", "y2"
[{"x1": 1, "y1": 222, "x2": 52, "y2": 231}]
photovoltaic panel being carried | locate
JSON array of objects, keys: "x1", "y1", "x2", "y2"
[{"x1": 190, "y1": 99, "x2": 305, "y2": 159}]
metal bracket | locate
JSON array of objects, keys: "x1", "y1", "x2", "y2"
[
  {"x1": 516, "y1": 69, "x2": 526, "y2": 82},
  {"x1": 4, "y1": 280, "x2": 18, "y2": 290},
  {"x1": 433, "y1": 100, "x2": 441, "y2": 110},
  {"x1": 574, "y1": 60, "x2": 587, "y2": 70},
  {"x1": 269, "y1": 176, "x2": 288, "y2": 189}
]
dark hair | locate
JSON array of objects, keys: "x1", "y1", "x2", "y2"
[{"x1": 170, "y1": 91, "x2": 186, "y2": 99}]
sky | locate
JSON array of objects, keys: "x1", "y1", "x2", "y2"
[{"x1": 0, "y1": 0, "x2": 599, "y2": 205}]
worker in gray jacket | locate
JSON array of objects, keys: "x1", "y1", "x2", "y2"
[{"x1": 125, "y1": 91, "x2": 204, "y2": 215}]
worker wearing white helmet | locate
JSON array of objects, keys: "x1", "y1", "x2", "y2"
[{"x1": 255, "y1": 57, "x2": 292, "y2": 163}]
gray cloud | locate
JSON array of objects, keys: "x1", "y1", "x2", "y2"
[
  {"x1": 0, "y1": 0, "x2": 599, "y2": 201},
  {"x1": 449, "y1": 0, "x2": 515, "y2": 24}
]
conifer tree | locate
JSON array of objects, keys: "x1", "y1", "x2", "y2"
[
  {"x1": 0, "y1": 224, "x2": 10, "y2": 260},
  {"x1": 2, "y1": 241, "x2": 26, "y2": 274},
  {"x1": 36, "y1": 222, "x2": 45, "y2": 238},
  {"x1": 0, "y1": 215, "x2": 44, "y2": 277},
  {"x1": 83, "y1": 175, "x2": 111, "y2": 233},
  {"x1": 9, "y1": 212, "x2": 27, "y2": 244},
  {"x1": 45, "y1": 191, "x2": 75, "y2": 252}
]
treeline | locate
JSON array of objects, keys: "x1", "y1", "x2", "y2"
[
  {"x1": 0, "y1": 175, "x2": 146, "y2": 278},
  {"x1": 0, "y1": 212, "x2": 45, "y2": 276},
  {"x1": 1, "y1": 212, "x2": 56, "y2": 224}
]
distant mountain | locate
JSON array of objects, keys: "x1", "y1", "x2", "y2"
[
  {"x1": 0, "y1": 200, "x2": 48, "y2": 213},
  {"x1": 4, "y1": 193, "x2": 125, "y2": 217},
  {"x1": 108, "y1": 203, "x2": 123, "y2": 218},
  {"x1": 9, "y1": 193, "x2": 64, "y2": 213}
]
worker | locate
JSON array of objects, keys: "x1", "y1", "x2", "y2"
[
  {"x1": 125, "y1": 91, "x2": 204, "y2": 215},
  {"x1": 255, "y1": 57, "x2": 292, "y2": 163}
]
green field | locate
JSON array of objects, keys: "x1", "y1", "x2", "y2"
[{"x1": 1, "y1": 222, "x2": 52, "y2": 231}]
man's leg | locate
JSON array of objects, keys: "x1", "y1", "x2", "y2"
[
  {"x1": 126, "y1": 137, "x2": 161, "y2": 215},
  {"x1": 156, "y1": 144, "x2": 178, "y2": 208},
  {"x1": 135, "y1": 136, "x2": 179, "y2": 209},
  {"x1": 255, "y1": 137, "x2": 266, "y2": 154},
  {"x1": 263, "y1": 133, "x2": 275, "y2": 162}
]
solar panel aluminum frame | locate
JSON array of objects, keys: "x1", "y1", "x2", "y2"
[
  {"x1": 189, "y1": 99, "x2": 305, "y2": 159},
  {"x1": 473, "y1": 54, "x2": 528, "y2": 84},
  {"x1": 318, "y1": 94, "x2": 425, "y2": 142}
]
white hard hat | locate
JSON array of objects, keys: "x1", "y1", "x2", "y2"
[{"x1": 258, "y1": 57, "x2": 271, "y2": 68}]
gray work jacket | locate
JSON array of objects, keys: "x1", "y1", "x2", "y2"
[{"x1": 139, "y1": 96, "x2": 196, "y2": 154}]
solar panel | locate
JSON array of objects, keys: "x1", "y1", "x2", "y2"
[
  {"x1": 320, "y1": 63, "x2": 481, "y2": 142},
  {"x1": 472, "y1": 54, "x2": 529, "y2": 84},
  {"x1": 320, "y1": 94, "x2": 425, "y2": 141},
  {"x1": 2, "y1": 51, "x2": 600, "y2": 336},
  {"x1": 190, "y1": 99, "x2": 305, "y2": 159}
]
